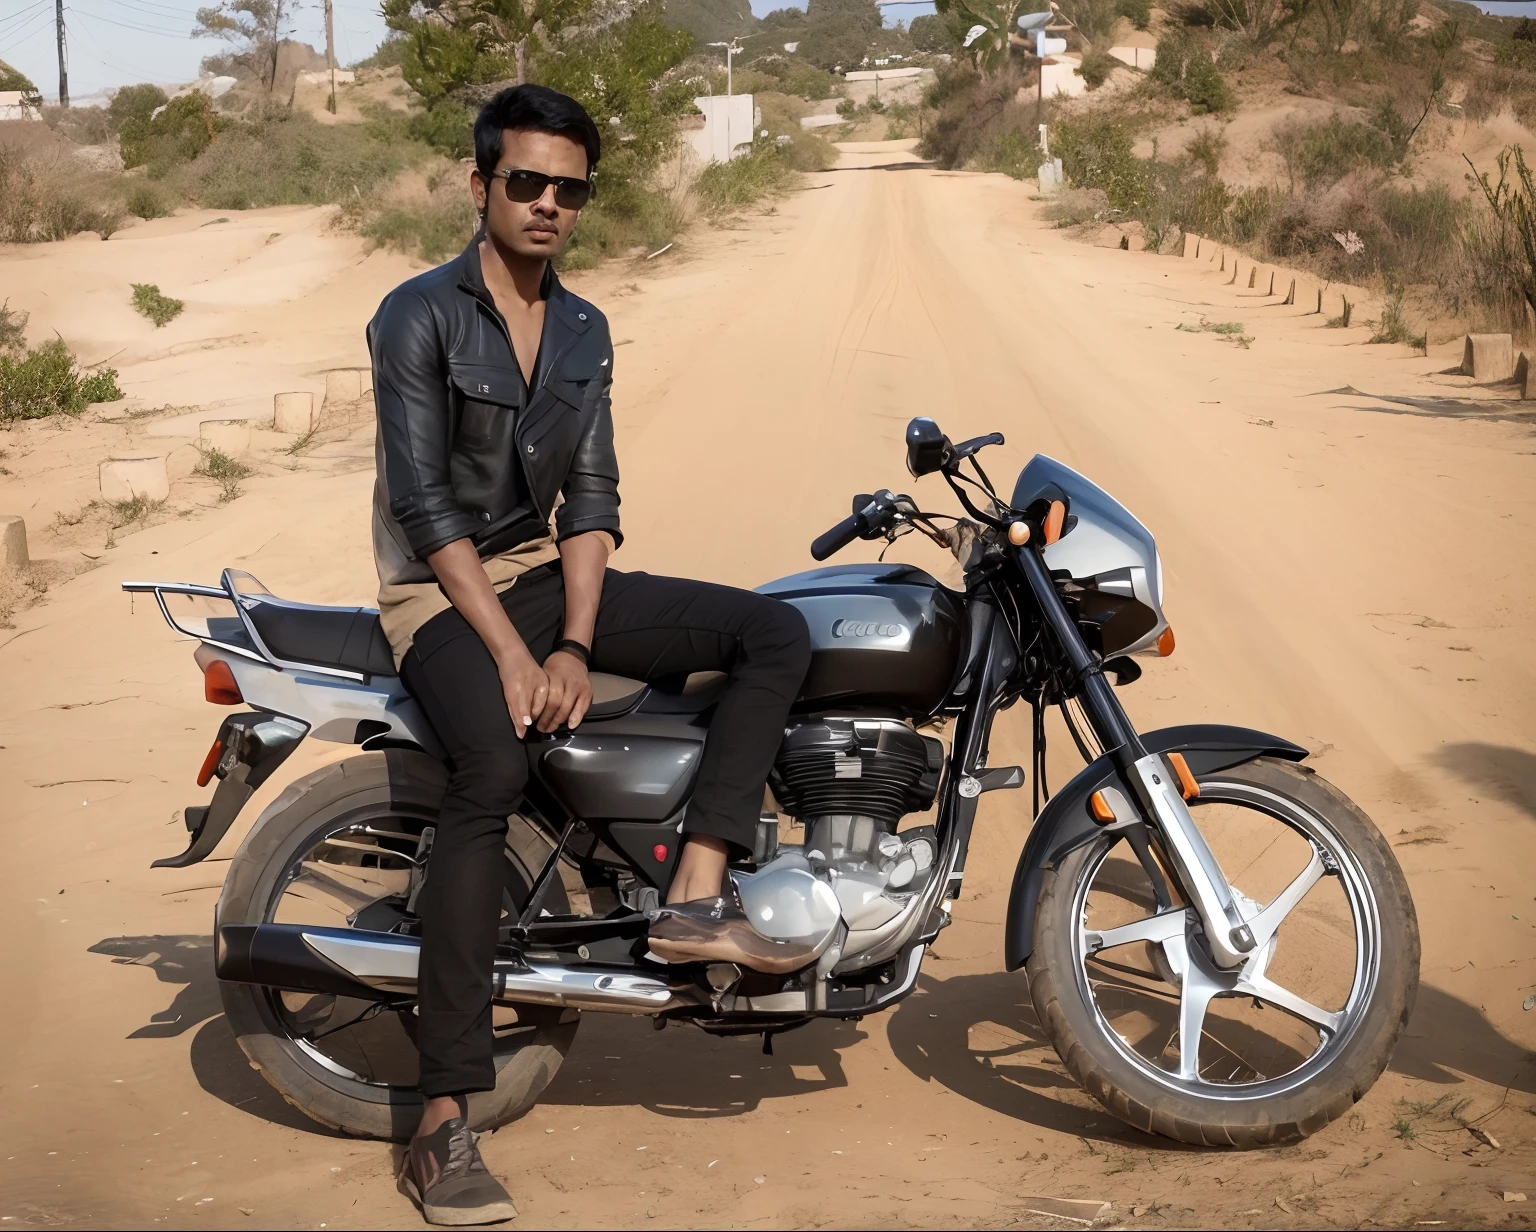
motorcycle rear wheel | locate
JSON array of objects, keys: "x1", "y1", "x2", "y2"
[
  {"x1": 216, "y1": 749, "x2": 578, "y2": 1142},
  {"x1": 1027, "y1": 756, "x2": 1418, "y2": 1147}
]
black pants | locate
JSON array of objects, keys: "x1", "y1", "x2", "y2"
[{"x1": 399, "y1": 563, "x2": 811, "y2": 1097}]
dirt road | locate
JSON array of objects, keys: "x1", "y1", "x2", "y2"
[{"x1": 2, "y1": 141, "x2": 1533, "y2": 1228}]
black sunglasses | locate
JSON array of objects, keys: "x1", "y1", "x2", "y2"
[{"x1": 488, "y1": 167, "x2": 594, "y2": 210}]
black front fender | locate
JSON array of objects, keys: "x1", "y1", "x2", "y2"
[{"x1": 1002, "y1": 724, "x2": 1307, "y2": 971}]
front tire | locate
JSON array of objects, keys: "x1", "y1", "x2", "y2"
[
  {"x1": 216, "y1": 750, "x2": 578, "y2": 1142},
  {"x1": 1027, "y1": 756, "x2": 1419, "y2": 1147}
]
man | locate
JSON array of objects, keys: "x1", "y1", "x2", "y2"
[{"x1": 368, "y1": 84, "x2": 812, "y2": 1225}]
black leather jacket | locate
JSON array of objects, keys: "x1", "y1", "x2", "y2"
[{"x1": 368, "y1": 239, "x2": 621, "y2": 585}]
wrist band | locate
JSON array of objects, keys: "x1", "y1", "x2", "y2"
[{"x1": 553, "y1": 638, "x2": 591, "y2": 666}]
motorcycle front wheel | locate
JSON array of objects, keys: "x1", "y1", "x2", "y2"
[
  {"x1": 216, "y1": 749, "x2": 579, "y2": 1142},
  {"x1": 1027, "y1": 756, "x2": 1419, "y2": 1147}
]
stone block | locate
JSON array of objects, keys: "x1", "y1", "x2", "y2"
[
  {"x1": 1183, "y1": 232, "x2": 1200, "y2": 258},
  {"x1": 0, "y1": 515, "x2": 27, "y2": 572},
  {"x1": 1462, "y1": 333, "x2": 1514, "y2": 380},
  {"x1": 100, "y1": 452, "x2": 169, "y2": 504},
  {"x1": 324, "y1": 368, "x2": 363, "y2": 406},
  {"x1": 198, "y1": 418, "x2": 251, "y2": 456},
  {"x1": 273, "y1": 391, "x2": 315, "y2": 434}
]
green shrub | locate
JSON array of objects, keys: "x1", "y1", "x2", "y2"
[
  {"x1": 695, "y1": 143, "x2": 799, "y2": 217},
  {"x1": 0, "y1": 302, "x2": 26, "y2": 355},
  {"x1": 968, "y1": 126, "x2": 1042, "y2": 179},
  {"x1": 361, "y1": 166, "x2": 478, "y2": 264},
  {"x1": 1079, "y1": 48, "x2": 1119, "y2": 89},
  {"x1": 0, "y1": 339, "x2": 122, "y2": 422},
  {"x1": 1056, "y1": 116, "x2": 1150, "y2": 211},
  {"x1": 1115, "y1": 0, "x2": 1152, "y2": 30},
  {"x1": 125, "y1": 182, "x2": 171, "y2": 220},
  {"x1": 1186, "y1": 125, "x2": 1227, "y2": 177},
  {"x1": 194, "y1": 446, "x2": 252, "y2": 502},
  {"x1": 1150, "y1": 32, "x2": 1232, "y2": 113},
  {"x1": 1369, "y1": 275, "x2": 1425, "y2": 348},
  {"x1": 1269, "y1": 113, "x2": 1397, "y2": 189},
  {"x1": 108, "y1": 84, "x2": 168, "y2": 134},
  {"x1": 131, "y1": 284, "x2": 184, "y2": 328},
  {"x1": 168, "y1": 109, "x2": 418, "y2": 211},
  {"x1": 120, "y1": 91, "x2": 226, "y2": 172}
]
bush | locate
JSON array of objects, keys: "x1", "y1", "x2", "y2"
[
  {"x1": 131, "y1": 284, "x2": 184, "y2": 328},
  {"x1": 1079, "y1": 48, "x2": 1119, "y2": 89},
  {"x1": 120, "y1": 91, "x2": 226, "y2": 172},
  {"x1": 0, "y1": 145, "x2": 122, "y2": 243},
  {"x1": 756, "y1": 93, "x2": 839, "y2": 171},
  {"x1": 1055, "y1": 115, "x2": 1150, "y2": 211},
  {"x1": 1186, "y1": 125, "x2": 1227, "y2": 177},
  {"x1": 166, "y1": 108, "x2": 419, "y2": 211},
  {"x1": 125, "y1": 182, "x2": 172, "y2": 220},
  {"x1": 1115, "y1": 0, "x2": 1152, "y2": 30},
  {"x1": 360, "y1": 163, "x2": 478, "y2": 263},
  {"x1": 694, "y1": 143, "x2": 799, "y2": 216},
  {"x1": 108, "y1": 84, "x2": 168, "y2": 134},
  {"x1": 968, "y1": 126, "x2": 1042, "y2": 179},
  {"x1": 1269, "y1": 112, "x2": 1397, "y2": 189},
  {"x1": 194, "y1": 446, "x2": 252, "y2": 502},
  {"x1": 919, "y1": 64, "x2": 1034, "y2": 172},
  {"x1": 1150, "y1": 32, "x2": 1233, "y2": 113},
  {"x1": 0, "y1": 339, "x2": 122, "y2": 423}
]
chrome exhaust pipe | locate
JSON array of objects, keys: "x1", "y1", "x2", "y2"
[{"x1": 216, "y1": 924, "x2": 685, "y2": 1014}]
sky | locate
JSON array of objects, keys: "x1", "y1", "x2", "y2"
[{"x1": 1, "y1": 0, "x2": 1531, "y2": 103}]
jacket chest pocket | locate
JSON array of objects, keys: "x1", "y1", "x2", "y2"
[
  {"x1": 521, "y1": 375, "x2": 590, "y2": 462},
  {"x1": 448, "y1": 365, "x2": 520, "y2": 449}
]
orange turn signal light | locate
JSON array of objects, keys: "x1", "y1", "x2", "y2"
[
  {"x1": 1167, "y1": 751, "x2": 1200, "y2": 800},
  {"x1": 1156, "y1": 626, "x2": 1176, "y2": 657},
  {"x1": 197, "y1": 738, "x2": 225, "y2": 787},
  {"x1": 1044, "y1": 500, "x2": 1066, "y2": 545},
  {"x1": 203, "y1": 658, "x2": 243, "y2": 705},
  {"x1": 1089, "y1": 790, "x2": 1115, "y2": 823}
]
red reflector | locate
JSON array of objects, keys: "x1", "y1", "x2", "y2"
[
  {"x1": 197, "y1": 738, "x2": 224, "y2": 787},
  {"x1": 652, "y1": 844, "x2": 669, "y2": 863},
  {"x1": 203, "y1": 658, "x2": 243, "y2": 705}
]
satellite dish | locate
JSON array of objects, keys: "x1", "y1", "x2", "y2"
[
  {"x1": 962, "y1": 23, "x2": 988, "y2": 47},
  {"x1": 1017, "y1": 11, "x2": 1052, "y2": 29}
]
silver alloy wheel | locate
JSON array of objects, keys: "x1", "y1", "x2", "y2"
[{"x1": 1069, "y1": 778, "x2": 1383, "y2": 1099}]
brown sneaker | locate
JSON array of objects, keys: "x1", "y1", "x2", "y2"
[
  {"x1": 401, "y1": 1116, "x2": 517, "y2": 1226},
  {"x1": 648, "y1": 896, "x2": 820, "y2": 974}
]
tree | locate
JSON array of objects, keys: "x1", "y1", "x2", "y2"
[
  {"x1": 909, "y1": 11, "x2": 964, "y2": 51},
  {"x1": 794, "y1": 0, "x2": 883, "y2": 70},
  {"x1": 934, "y1": 0, "x2": 1030, "y2": 73},
  {"x1": 0, "y1": 58, "x2": 40, "y2": 103},
  {"x1": 193, "y1": 0, "x2": 295, "y2": 90}
]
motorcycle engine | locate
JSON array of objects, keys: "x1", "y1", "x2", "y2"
[{"x1": 764, "y1": 720, "x2": 945, "y2": 931}]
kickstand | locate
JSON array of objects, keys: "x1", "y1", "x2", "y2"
[{"x1": 762, "y1": 1032, "x2": 774, "y2": 1056}]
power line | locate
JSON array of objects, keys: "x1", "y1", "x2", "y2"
[
  {"x1": 67, "y1": 4, "x2": 191, "y2": 37},
  {"x1": 0, "y1": 8, "x2": 56, "y2": 53},
  {"x1": 0, "y1": 0, "x2": 52, "y2": 39},
  {"x1": 65, "y1": 14, "x2": 170, "y2": 83}
]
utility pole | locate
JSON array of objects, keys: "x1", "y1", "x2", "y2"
[
  {"x1": 54, "y1": 0, "x2": 68, "y2": 108},
  {"x1": 323, "y1": 0, "x2": 336, "y2": 113}
]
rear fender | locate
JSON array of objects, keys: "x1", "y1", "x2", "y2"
[
  {"x1": 1002, "y1": 724, "x2": 1307, "y2": 970},
  {"x1": 211, "y1": 647, "x2": 440, "y2": 753}
]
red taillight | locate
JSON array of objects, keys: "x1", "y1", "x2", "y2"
[
  {"x1": 652, "y1": 844, "x2": 669, "y2": 863},
  {"x1": 203, "y1": 658, "x2": 243, "y2": 705},
  {"x1": 197, "y1": 738, "x2": 224, "y2": 787}
]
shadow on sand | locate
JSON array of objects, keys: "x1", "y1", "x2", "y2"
[{"x1": 91, "y1": 928, "x2": 1535, "y2": 1140}]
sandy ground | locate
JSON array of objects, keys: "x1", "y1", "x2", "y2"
[{"x1": 1, "y1": 141, "x2": 1534, "y2": 1228}]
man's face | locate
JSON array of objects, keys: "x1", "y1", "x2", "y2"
[{"x1": 471, "y1": 128, "x2": 589, "y2": 261}]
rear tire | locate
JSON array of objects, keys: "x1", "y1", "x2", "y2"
[
  {"x1": 1027, "y1": 756, "x2": 1419, "y2": 1147},
  {"x1": 216, "y1": 749, "x2": 578, "y2": 1141}
]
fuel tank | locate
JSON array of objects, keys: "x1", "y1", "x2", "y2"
[{"x1": 756, "y1": 564, "x2": 966, "y2": 716}]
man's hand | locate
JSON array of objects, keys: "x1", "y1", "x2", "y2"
[
  {"x1": 497, "y1": 649, "x2": 549, "y2": 740},
  {"x1": 539, "y1": 649, "x2": 592, "y2": 733}
]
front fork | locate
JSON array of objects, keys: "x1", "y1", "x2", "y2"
[{"x1": 1014, "y1": 546, "x2": 1257, "y2": 970}]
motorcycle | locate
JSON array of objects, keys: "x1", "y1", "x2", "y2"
[{"x1": 124, "y1": 416, "x2": 1418, "y2": 1147}]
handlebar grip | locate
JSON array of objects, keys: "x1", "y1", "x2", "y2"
[{"x1": 810, "y1": 512, "x2": 863, "y2": 561}]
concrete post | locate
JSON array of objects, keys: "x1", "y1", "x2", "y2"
[
  {"x1": 273, "y1": 391, "x2": 315, "y2": 434},
  {"x1": 100, "y1": 453, "x2": 170, "y2": 503},
  {"x1": 198, "y1": 419, "x2": 252, "y2": 456},
  {"x1": 1461, "y1": 333, "x2": 1515, "y2": 381},
  {"x1": 324, "y1": 368, "x2": 363, "y2": 406},
  {"x1": 0, "y1": 515, "x2": 27, "y2": 572}
]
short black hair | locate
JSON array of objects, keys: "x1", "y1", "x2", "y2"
[{"x1": 474, "y1": 84, "x2": 601, "y2": 181}]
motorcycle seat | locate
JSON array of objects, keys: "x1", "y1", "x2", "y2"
[
  {"x1": 242, "y1": 596, "x2": 658, "y2": 719},
  {"x1": 244, "y1": 598, "x2": 397, "y2": 679}
]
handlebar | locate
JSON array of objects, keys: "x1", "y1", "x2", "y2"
[{"x1": 810, "y1": 512, "x2": 864, "y2": 561}]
